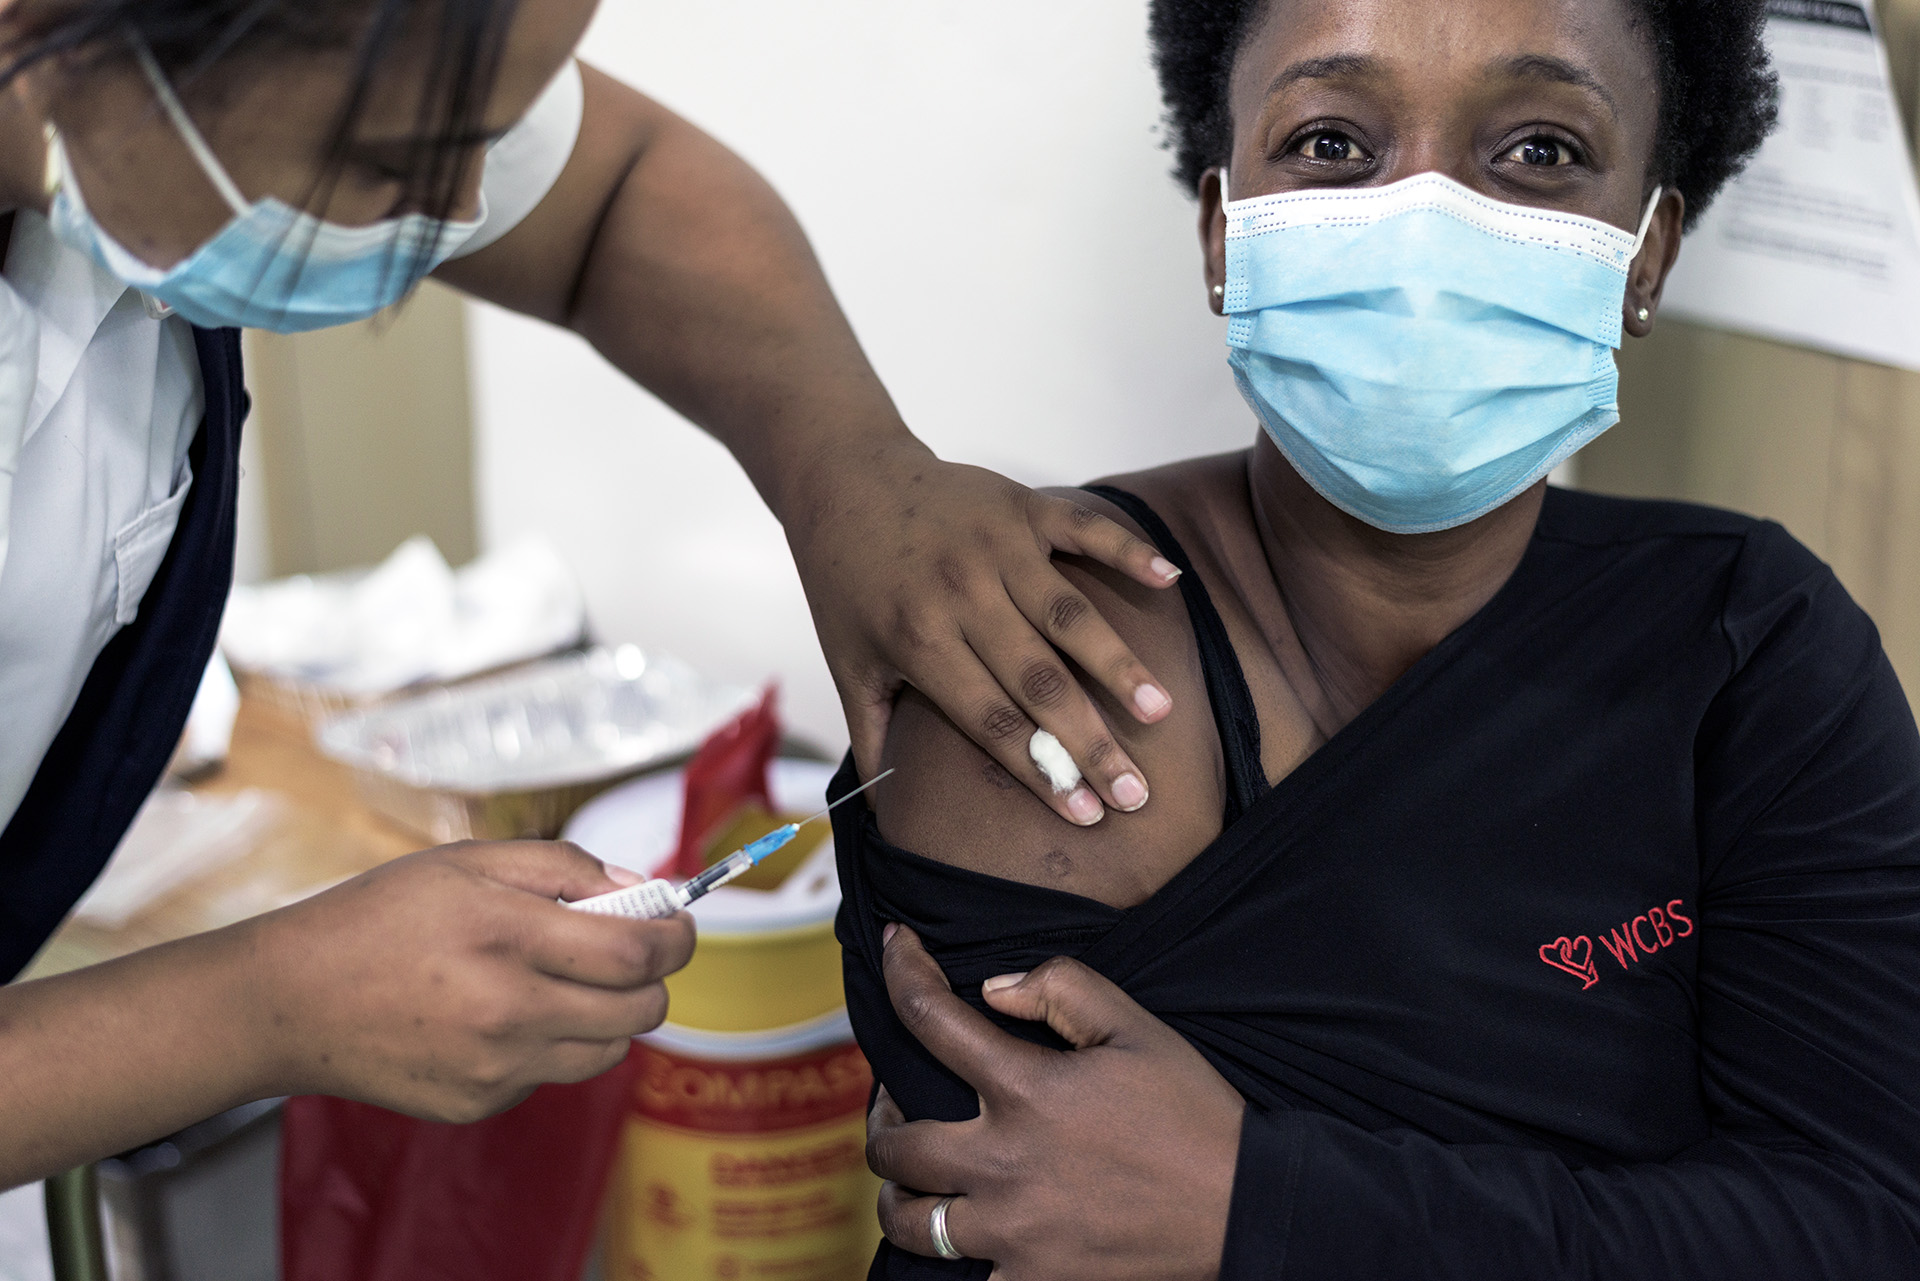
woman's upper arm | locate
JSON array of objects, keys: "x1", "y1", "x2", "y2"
[{"x1": 1692, "y1": 525, "x2": 1920, "y2": 1202}]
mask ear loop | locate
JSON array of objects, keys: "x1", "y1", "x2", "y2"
[
  {"x1": 1623, "y1": 186, "x2": 1663, "y2": 332},
  {"x1": 1630, "y1": 186, "x2": 1663, "y2": 257},
  {"x1": 128, "y1": 36, "x2": 251, "y2": 218}
]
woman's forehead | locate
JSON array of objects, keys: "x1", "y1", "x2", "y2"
[{"x1": 1230, "y1": 0, "x2": 1658, "y2": 115}]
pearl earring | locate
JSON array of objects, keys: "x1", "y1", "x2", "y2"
[
  {"x1": 1636, "y1": 307, "x2": 1649, "y2": 323},
  {"x1": 1213, "y1": 285, "x2": 1225, "y2": 297}
]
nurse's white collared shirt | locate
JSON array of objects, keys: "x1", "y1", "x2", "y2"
[{"x1": 0, "y1": 61, "x2": 583, "y2": 830}]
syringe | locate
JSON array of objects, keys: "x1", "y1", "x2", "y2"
[{"x1": 564, "y1": 769, "x2": 894, "y2": 920}]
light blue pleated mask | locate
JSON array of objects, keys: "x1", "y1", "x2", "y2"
[
  {"x1": 1222, "y1": 171, "x2": 1659, "y2": 534},
  {"x1": 47, "y1": 41, "x2": 481, "y2": 333}
]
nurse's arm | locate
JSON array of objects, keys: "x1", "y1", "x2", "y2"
[
  {"x1": 0, "y1": 840, "x2": 690, "y2": 1189},
  {"x1": 432, "y1": 62, "x2": 1181, "y2": 828}
]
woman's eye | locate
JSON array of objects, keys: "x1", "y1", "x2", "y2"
[
  {"x1": 1507, "y1": 137, "x2": 1575, "y2": 167},
  {"x1": 1295, "y1": 131, "x2": 1368, "y2": 163}
]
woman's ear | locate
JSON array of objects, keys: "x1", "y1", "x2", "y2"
[
  {"x1": 1623, "y1": 188, "x2": 1686, "y2": 339},
  {"x1": 1200, "y1": 167, "x2": 1228, "y2": 316},
  {"x1": 3, "y1": 65, "x2": 59, "y2": 214}
]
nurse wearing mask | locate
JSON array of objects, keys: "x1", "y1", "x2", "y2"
[
  {"x1": 0, "y1": 0, "x2": 1185, "y2": 1187},
  {"x1": 852, "y1": 0, "x2": 1920, "y2": 1277}
]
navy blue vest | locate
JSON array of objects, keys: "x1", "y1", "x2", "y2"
[{"x1": 0, "y1": 326, "x2": 246, "y2": 979}]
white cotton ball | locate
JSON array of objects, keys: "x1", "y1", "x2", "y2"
[{"x1": 1028, "y1": 729, "x2": 1083, "y2": 795}]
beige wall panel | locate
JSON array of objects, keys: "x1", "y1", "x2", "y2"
[
  {"x1": 1586, "y1": 1, "x2": 1920, "y2": 705},
  {"x1": 1594, "y1": 323, "x2": 1920, "y2": 703},
  {"x1": 1827, "y1": 362, "x2": 1920, "y2": 690},
  {"x1": 1598, "y1": 325, "x2": 1840, "y2": 547},
  {"x1": 241, "y1": 280, "x2": 476, "y2": 577}
]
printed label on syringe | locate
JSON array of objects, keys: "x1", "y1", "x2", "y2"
[{"x1": 566, "y1": 879, "x2": 684, "y2": 920}]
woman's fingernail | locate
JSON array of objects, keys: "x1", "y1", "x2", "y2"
[
  {"x1": 605, "y1": 863, "x2": 642, "y2": 887},
  {"x1": 1067, "y1": 787, "x2": 1104, "y2": 825},
  {"x1": 1112, "y1": 773, "x2": 1148, "y2": 811},
  {"x1": 982, "y1": 972, "x2": 1030, "y2": 994},
  {"x1": 1151, "y1": 557, "x2": 1182, "y2": 582},
  {"x1": 883, "y1": 923, "x2": 899, "y2": 946},
  {"x1": 1133, "y1": 684, "x2": 1171, "y2": 718}
]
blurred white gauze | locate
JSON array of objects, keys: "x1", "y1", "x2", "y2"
[
  {"x1": 219, "y1": 535, "x2": 586, "y2": 697},
  {"x1": 169, "y1": 651, "x2": 241, "y2": 778},
  {"x1": 75, "y1": 788, "x2": 286, "y2": 927}
]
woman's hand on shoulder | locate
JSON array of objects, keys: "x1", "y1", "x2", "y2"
[
  {"x1": 785, "y1": 439, "x2": 1183, "y2": 826},
  {"x1": 240, "y1": 841, "x2": 693, "y2": 1122},
  {"x1": 871, "y1": 483, "x2": 1228, "y2": 908}
]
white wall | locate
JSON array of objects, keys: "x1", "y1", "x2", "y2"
[{"x1": 469, "y1": 0, "x2": 1255, "y2": 754}]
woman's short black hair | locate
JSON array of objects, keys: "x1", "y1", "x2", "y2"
[{"x1": 1147, "y1": 0, "x2": 1779, "y2": 228}]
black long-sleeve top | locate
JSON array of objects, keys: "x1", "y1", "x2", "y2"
[{"x1": 831, "y1": 485, "x2": 1920, "y2": 1280}]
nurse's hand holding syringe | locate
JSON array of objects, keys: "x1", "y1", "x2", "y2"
[
  {"x1": 0, "y1": 834, "x2": 708, "y2": 1189},
  {"x1": 565, "y1": 770, "x2": 894, "y2": 919}
]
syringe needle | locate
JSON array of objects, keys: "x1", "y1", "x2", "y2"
[{"x1": 795, "y1": 768, "x2": 895, "y2": 829}]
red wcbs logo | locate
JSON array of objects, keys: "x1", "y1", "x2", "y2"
[{"x1": 1539, "y1": 899, "x2": 1694, "y2": 990}]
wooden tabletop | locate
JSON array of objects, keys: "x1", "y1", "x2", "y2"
[{"x1": 22, "y1": 696, "x2": 421, "y2": 981}]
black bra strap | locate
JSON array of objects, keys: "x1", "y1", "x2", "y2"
[{"x1": 1084, "y1": 485, "x2": 1267, "y2": 824}]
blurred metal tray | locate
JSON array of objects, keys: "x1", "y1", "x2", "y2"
[{"x1": 316, "y1": 646, "x2": 754, "y2": 843}]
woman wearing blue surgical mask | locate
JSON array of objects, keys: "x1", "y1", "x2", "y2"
[
  {"x1": 850, "y1": 0, "x2": 1920, "y2": 1277},
  {"x1": 0, "y1": 0, "x2": 1192, "y2": 1188}
]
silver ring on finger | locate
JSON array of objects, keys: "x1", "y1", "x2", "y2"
[{"x1": 929, "y1": 1194, "x2": 963, "y2": 1260}]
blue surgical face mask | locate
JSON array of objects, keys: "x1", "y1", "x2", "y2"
[
  {"x1": 47, "y1": 41, "x2": 482, "y2": 333},
  {"x1": 1221, "y1": 171, "x2": 1659, "y2": 534}
]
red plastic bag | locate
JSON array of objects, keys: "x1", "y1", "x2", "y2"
[
  {"x1": 279, "y1": 1049, "x2": 635, "y2": 1281},
  {"x1": 667, "y1": 684, "x2": 781, "y2": 878},
  {"x1": 279, "y1": 688, "x2": 786, "y2": 1279}
]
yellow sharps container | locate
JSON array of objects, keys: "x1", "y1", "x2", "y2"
[{"x1": 564, "y1": 761, "x2": 883, "y2": 1281}]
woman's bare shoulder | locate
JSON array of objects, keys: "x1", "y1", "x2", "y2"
[
  {"x1": 1083, "y1": 452, "x2": 1253, "y2": 531},
  {"x1": 871, "y1": 468, "x2": 1248, "y2": 910}
]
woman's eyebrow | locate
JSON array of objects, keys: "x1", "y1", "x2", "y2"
[
  {"x1": 1490, "y1": 54, "x2": 1618, "y2": 118},
  {"x1": 1263, "y1": 52, "x2": 1380, "y2": 102}
]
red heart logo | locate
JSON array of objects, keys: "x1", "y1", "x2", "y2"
[{"x1": 1539, "y1": 935, "x2": 1598, "y2": 989}]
